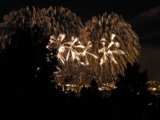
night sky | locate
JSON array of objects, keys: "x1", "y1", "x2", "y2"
[{"x1": 0, "y1": 0, "x2": 160, "y2": 80}]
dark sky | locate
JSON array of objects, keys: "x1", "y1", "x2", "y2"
[{"x1": 0, "y1": 0, "x2": 160, "y2": 80}]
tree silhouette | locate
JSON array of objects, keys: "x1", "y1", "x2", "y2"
[
  {"x1": 78, "y1": 78, "x2": 105, "y2": 118},
  {"x1": 2, "y1": 25, "x2": 59, "y2": 119},
  {"x1": 109, "y1": 62, "x2": 157, "y2": 119}
]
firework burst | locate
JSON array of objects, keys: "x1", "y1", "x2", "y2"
[
  {"x1": 0, "y1": 6, "x2": 83, "y2": 49},
  {"x1": 0, "y1": 6, "x2": 141, "y2": 84},
  {"x1": 64, "y1": 36, "x2": 85, "y2": 62},
  {"x1": 46, "y1": 33, "x2": 66, "y2": 64},
  {"x1": 79, "y1": 12, "x2": 141, "y2": 81},
  {"x1": 98, "y1": 34, "x2": 125, "y2": 65}
]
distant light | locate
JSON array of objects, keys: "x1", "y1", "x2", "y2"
[{"x1": 148, "y1": 103, "x2": 153, "y2": 106}]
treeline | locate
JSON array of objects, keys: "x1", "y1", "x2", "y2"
[{"x1": 0, "y1": 26, "x2": 160, "y2": 120}]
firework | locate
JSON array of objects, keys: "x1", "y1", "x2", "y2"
[
  {"x1": 79, "y1": 12, "x2": 141, "y2": 81},
  {"x1": 0, "y1": 6, "x2": 83, "y2": 49},
  {"x1": 98, "y1": 34, "x2": 125, "y2": 65},
  {"x1": 0, "y1": 6, "x2": 141, "y2": 84},
  {"x1": 46, "y1": 33, "x2": 67, "y2": 64},
  {"x1": 46, "y1": 33, "x2": 98, "y2": 75},
  {"x1": 64, "y1": 36, "x2": 85, "y2": 62}
]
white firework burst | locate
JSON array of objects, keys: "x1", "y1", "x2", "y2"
[
  {"x1": 98, "y1": 34, "x2": 125, "y2": 65},
  {"x1": 46, "y1": 33, "x2": 67, "y2": 64},
  {"x1": 64, "y1": 36, "x2": 85, "y2": 63}
]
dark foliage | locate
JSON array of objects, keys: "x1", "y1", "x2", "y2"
[
  {"x1": 1, "y1": 25, "x2": 59, "y2": 119},
  {"x1": 109, "y1": 62, "x2": 158, "y2": 119}
]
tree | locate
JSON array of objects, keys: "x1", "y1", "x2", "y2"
[
  {"x1": 109, "y1": 62, "x2": 157, "y2": 119},
  {"x1": 3, "y1": 25, "x2": 59, "y2": 119}
]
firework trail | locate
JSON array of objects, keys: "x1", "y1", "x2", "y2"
[
  {"x1": 98, "y1": 34, "x2": 125, "y2": 80},
  {"x1": 79, "y1": 41, "x2": 98, "y2": 65},
  {"x1": 64, "y1": 36, "x2": 85, "y2": 62}
]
